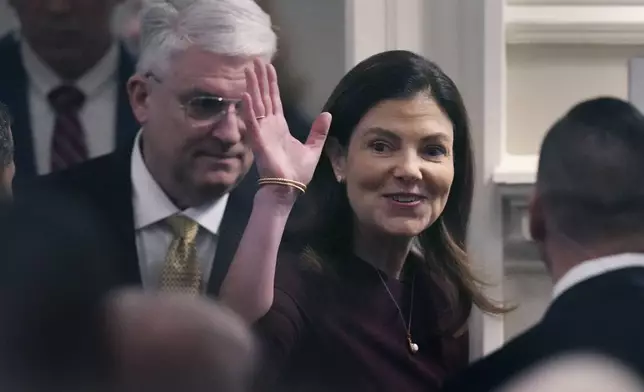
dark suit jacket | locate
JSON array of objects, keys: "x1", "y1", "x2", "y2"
[
  {"x1": 0, "y1": 34, "x2": 139, "y2": 182},
  {"x1": 442, "y1": 266, "x2": 644, "y2": 392},
  {"x1": 26, "y1": 147, "x2": 259, "y2": 296},
  {"x1": 0, "y1": 188, "x2": 118, "y2": 388}
]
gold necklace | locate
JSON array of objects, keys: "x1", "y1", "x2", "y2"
[{"x1": 376, "y1": 271, "x2": 418, "y2": 354}]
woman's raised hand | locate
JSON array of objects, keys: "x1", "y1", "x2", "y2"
[{"x1": 241, "y1": 58, "x2": 332, "y2": 202}]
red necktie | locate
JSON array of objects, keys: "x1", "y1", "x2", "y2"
[{"x1": 48, "y1": 85, "x2": 88, "y2": 172}]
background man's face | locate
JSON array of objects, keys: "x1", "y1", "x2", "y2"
[
  {"x1": 130, "y1": 49, "x2": 256, "y2": 206},
  {"x1": 9, "y1": 0, "x2": 122, "y2": 78}
]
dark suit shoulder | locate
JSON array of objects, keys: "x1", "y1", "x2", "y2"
[
  {"x1": 41, "y1": 153, "x2": 126, "y2": 190},
  {"x1": 0, "y1": 33, "x2": 24, "y2": 85},
  {"x1": 117, "y1": 44, "x2": 136, "y2": 73},
  {"x1": 0, "y1": 33, "x2": 18, "y2": 54},
  {"x1": 17, "y1": 150, "x2": 132, "y2": 214},
  {"x1": 444, "y1": 268, "x2": 644, "y2": 392},
  {"x1": 442, "y1": 325, "x2": 545, "y2": 392},
  {"x1": 0, "y1": 34, "x2": 23, "y2": 87}
]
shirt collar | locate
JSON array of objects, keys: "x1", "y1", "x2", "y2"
[
  {"x1": 552, "y1": 252, "x2": 644, "y2": 300},
  {"x1": 20, "y1": 39, "x2": 119, "y2": 98},
  {"x1": 130, "y1": 132, "x2": 229, "y2": 234}
]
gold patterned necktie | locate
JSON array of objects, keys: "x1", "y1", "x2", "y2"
[{"x1": 159, "y1": 215, "x2": 202, "y2": 294}]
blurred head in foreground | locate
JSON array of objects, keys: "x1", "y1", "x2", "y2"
[
  {"x1": 497, "y1": 352, "x2": 644, "y2": 392},
  {"x1": 109, "y1": 291, "x2": 256, "y2": 392}
]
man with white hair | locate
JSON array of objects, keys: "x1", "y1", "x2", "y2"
[{"x1": 35, "y1": 0, "x2": 279, "y2": 297}]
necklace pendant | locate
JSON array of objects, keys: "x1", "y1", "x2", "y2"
[{"x1": 407, "y1": 337, "x2": 419, "y2": 354}]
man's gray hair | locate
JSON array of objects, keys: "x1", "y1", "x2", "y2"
[{"x1": 137, "y1": 0, "x2": 277, "y2": 74}]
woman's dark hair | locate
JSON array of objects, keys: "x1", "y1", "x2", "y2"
[{"x1": 286, "y1": 50, "x2": 504, "y2": 336}]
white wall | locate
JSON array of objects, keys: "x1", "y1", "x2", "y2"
[
  {"x1": 504, "y1": 269, "x2": 552, "y2": 340},
  {"x1": 268, "y1": 0, "x2": 346, "y2": 117},
  {"x1": 507, "y1": 44, "x2": 644, "y2": 155},
  {"x1": 269, "y1": 0, "x2": 424, "y2": 117}
]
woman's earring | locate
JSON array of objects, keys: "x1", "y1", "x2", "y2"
[{"x1": 336, "y1": 175, "x2": 344, "y2": 183}]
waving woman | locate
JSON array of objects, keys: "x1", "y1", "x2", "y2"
[{"x1": 222, "y1": 51, "x2": 505, "y2": 391}]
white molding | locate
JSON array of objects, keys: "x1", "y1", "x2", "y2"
[
  {"x1": 344, "y1": 0, "x2": 387, "y2": 69},
  {"x1": 505, "y1": 5, "x2": 644, "y2": 45},
  {"x1": 629, "y1": 58, "x2": 644, "y2": 114},
  {"x1": 509, "y1": 0, "x2": 644, "y2": 5},
  {"x1": 493, "y1": 154, "x2": 538, "y2": 185},
  {"x1": 424, "y1": 0, "x2": 508, "y2": 360},
  {"x1": 344, "y1": 0, "x2": 423, "y2": 71},
  {"x1": 498, "y1": 181, "x2": 537, "y2": 264},
  {"x1": 387, "y1": 0, "x2": 424, "y2": 54},
  {"x1": 425, "y1": 0, "x2": 507, "y2": 360}
]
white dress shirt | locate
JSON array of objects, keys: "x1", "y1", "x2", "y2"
[
  {"x1": 552, "y1": 252, "x2": 644, "y2": 301},
  {"x1": 131, "y1": 133, "x2": 229, "y2": 290},
  {"x1": 20, "y1": 40, "x2": 119, "y2": 175}
]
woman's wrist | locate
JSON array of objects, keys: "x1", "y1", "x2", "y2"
[{"x1": 254, "y1": 184, "x2": 299, "y2": 213}]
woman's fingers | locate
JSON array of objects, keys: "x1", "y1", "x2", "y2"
[
  {"x1": 254, "y1": 58, "x2": 272, "y2": 115},
  {"x1": 267, "y1": 64, "x2": 282, "y2": 115},
  {"x1": 241, "y1": 92, "x2": 261, "y2": 143},
  {"x1": 245, "y1": 66, "x2": 265, "y2": 119},
  {"x1": 305, "y1": 112, "x2": 332, "y2": 151}
]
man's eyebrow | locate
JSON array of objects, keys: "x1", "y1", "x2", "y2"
[{"x1": 180, "y1": 88, "x2": 224, "y2": 99}]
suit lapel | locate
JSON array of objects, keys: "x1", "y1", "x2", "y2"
[
  {"x1": 206, "y1": 166, "x2": 259, "y2": 296},
  {"x1": 102, "y1": 149, "x2": 141, "y2": 286},
  {"x1": 71, "y1": 149, "x2": 140, "y2": 286},
  {"x1": 90, "y1": 47, "x2": 139, "y2": 284},
  {"x1": 0, "y1": 35, "x2": 36, "y2": 179}
]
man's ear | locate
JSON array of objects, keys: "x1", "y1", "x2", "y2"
[
  {"x1": 127, "y1": 74, "x2": 150, "y2": 125},
  {"x1": 324, "y1": 137, "x2": 347, "y2": 183},
  {"x1": 529, "y1": 194, "x2": 546, "y2": 242}
]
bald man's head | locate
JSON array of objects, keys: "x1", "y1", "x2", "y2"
[
  {"x1": 107, "y1": 291, "x2": 256, "y2": 392},
  {"x1": 533, "y1": 97, "x2": 644, "y2": 245}
]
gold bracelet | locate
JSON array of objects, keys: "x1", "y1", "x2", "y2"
[{"x1": 257, "y1": 177, "x2": 307, "y2": 193}]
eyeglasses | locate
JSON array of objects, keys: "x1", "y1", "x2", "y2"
[{"x1": 145, "y1": 72, "x2": 243, "y2": 128}]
